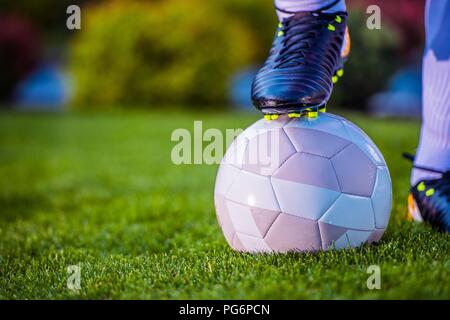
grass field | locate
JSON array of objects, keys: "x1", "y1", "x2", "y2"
[{"x1": 0, "y1": 110, "x2": 449, "y2": 299}]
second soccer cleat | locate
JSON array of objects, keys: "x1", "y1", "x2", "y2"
[{"x1": 404, "y1": 153, "x2": 450, "y2": 233}]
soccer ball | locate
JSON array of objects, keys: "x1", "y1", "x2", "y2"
[{"x1": 214, "y1": 113, "x2": 392, "y2": 252}]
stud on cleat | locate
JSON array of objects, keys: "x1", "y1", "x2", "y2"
[
  {"x1": 417, "y1": 182, "x2": 425, "y2": 191},
  {"x1": 319, "y1": 106, "x2": 327, "y2": 113},
  {"x1": 425, "y1": 188, "x2": 435, "y2": 197},
  {"x1": 332, "y1": 75, "x2": 338, "y2": 84},
  {"x1": 403, "y1": 152, "x2": 450, "y2": 232},
  {"x1": 307, "y1": 111, "x2": 318, "y2": 118},
  {"x1": 337, "y1": 69, "x2": 344, "y2": 77},
  {"x1": 288, "y1": 113, "x2": 301, "y2": 118},
  {"x1": 264, "y1": 114, "x2": 280, "y2": 121}
]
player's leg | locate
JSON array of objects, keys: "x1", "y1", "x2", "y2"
[
  {"x1": 251, "y1": 0, "x2": 350, "y2": 120},
  {"x1": 407, "y1": 0, "x2": 450, "y2": 232}
]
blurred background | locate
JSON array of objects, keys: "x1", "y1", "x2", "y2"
[
  {"x1": 0, "y1": 0, "x2": 425, "y2": 116},
  {"x1": 4, "y1": 1, "x2": 449, "y2": 300}
]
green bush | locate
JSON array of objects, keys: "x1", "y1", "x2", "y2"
[
  {"x1": 216, "y1": 0, "x2": 276, "y2": 63},
  {"x1": 329, "y1": 10, "x2": 401, "y2": 109},
  {"x1": 70, "y1": 0, "x2": 258, "y2": 109}
]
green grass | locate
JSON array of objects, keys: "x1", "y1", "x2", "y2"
[{"x1": 0, "y1": 110, "x2": 448, "y2": 299}]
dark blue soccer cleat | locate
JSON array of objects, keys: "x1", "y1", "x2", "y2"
[
  {"x1": 404, "y1": 153, "x2": 450, "y2": 233},
  {"x1": 251, "y1": 5, "x2": 350, "y2": 120}
]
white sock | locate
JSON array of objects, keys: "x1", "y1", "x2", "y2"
[
  {"x1": 411, "y1": 0, "x2": 450, "y2": 185},
  {"x1": 274, "y1": 0, "x2": 347, "y2": 20},
  {"x1": 412, "y1": 52, "x2": 450, "y2": 185}
]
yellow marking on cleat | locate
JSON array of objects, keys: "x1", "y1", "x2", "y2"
[
  {"x1": 327, "y1": 24, "x2": 335, "y2": 31},
  {"x1": 319, "y1": 106, "x2": 327, "y2": 113},
  {"x1": 425, "y1": 188, "x2": 435, "y2": 197},
  {"x1": 278, "y1": 22, "x2": 283, "y2": 28},
  {"x1": 307, "y1": 111, "x2": 318, "y2": 118},
  {"x1": 335, "y1": 15, "x2": 342, "y2": 23},
  {"x1": 270, "y1": 114, "x2": 279, "y2": 120},
  {"x1": 264, "y1": 115, "x2": 272, "y2": 121},
  {"x1": 332, "y1": 75, "x2": 338, "y2": 83},
  {"x1": 337, "y1": 69, "x2": 344, "y2": 77},
  {"x1": 417, "y1": 182, "x2": 426, "y2": 191},
  {"x1": 288, "y1": 113, "x2": 301, "y2": 118},
  {"x1": 278, "y1": 30, "x2": 284, "y2": 37}
]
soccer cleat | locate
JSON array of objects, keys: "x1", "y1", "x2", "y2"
[
  {"x1": 251, "y1": 3, "x2": 350, "y2": 117},
  {"x1": 265, "y1": 106, "x2": 327, "y2": 122},
  {"x1": 404, "y1": 153, "x2": 450, "y2": 233}
]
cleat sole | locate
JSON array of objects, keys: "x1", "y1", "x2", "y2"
[
  {"x1": 264, "y1": 114, "x2": 280, "y2": 122},
  {"x1": 263, "y1": 105, "x2": 326, "y2": 120}
]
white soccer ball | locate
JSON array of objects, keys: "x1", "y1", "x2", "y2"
[{"x1": 214, "y1": 113, "x2": 392, "y2": 252}]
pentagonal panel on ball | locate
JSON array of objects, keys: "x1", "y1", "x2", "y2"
[
  {"x1": 271, "y1": 178, "x2": 340, "y2": 220},
  {"x1": 214, "y1": 194, "x2": 235, "y2": 245},
  {"x1": 318, "y1": 221, "x2": 348, "y2": 250},
  {"x1": 342, "y1": 120, "x2": 386, "y2": 166},
  {"x1": 319, "y1": 193, "x2": 375, "y2": 231},
  {"x1": 331, "y1": 229, "x2": 372, "y2": 249},
  {"x1": 283, "y1": 127, "x2": 351, "y2": 158},
  {"x1": 264, "y1": 213, "x2": 322, "y2": 252},
  {"x1": 226, "y1": 170, "x2": 280, "y2": 212},
  {"x1": 371, "y1": 166, "x2": 392, "y2": 229},
  {"x1": 225, "y1": 200, "x2": 265, "y2": 238},
  {"x1": 231, "y1": 233, "x2": 246, "y2": 251},
  {"x1": 214, "y1": 163, "x2": 241, "y2": 196},
  {"x1": 273, "y1": 152, "x2": 341, "y2": 191},
  {"x1": 331, "y1": 144, "x2": 377, "y2": 197},
  {"x1": 242, "y1": 129, "x2": 296, "y2": 176},
  {"x1": 222, "y1": 136, "x2": 248, "y2": 169},
  {"x1": 236, "y1": 232, "x2": 272, "y2": 252},
  {"x1": 250, "y1": 207, "x2": 280, "y2": 238}
]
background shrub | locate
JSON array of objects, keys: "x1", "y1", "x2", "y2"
[
  {"x1": 329, "y1": 10, "x2": 401, "y2": 109},
  {"x1": 70, "y1": 0, "x2": 259, "y2": 109}
]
